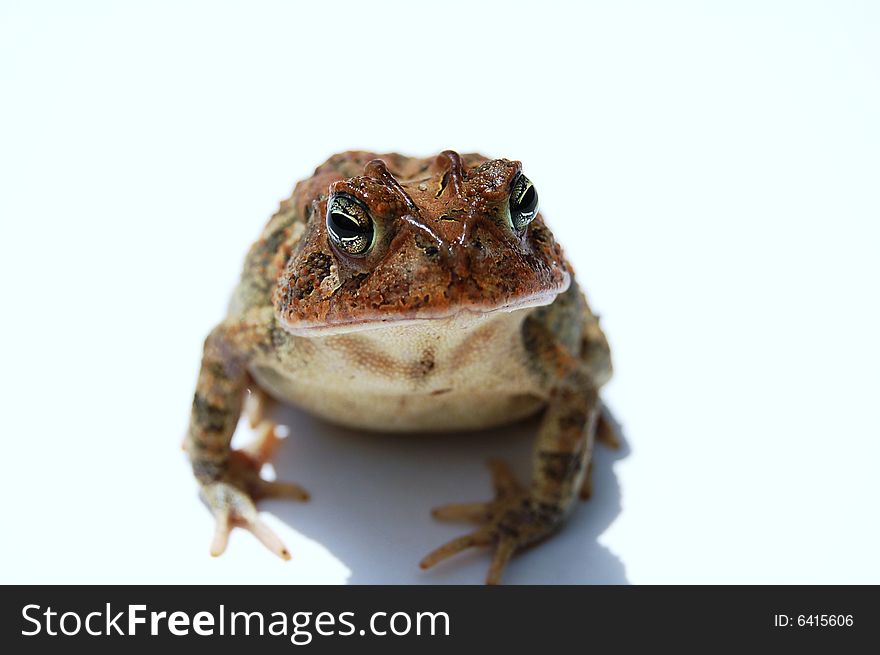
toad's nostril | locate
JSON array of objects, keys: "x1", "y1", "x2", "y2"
[{"x1": 414, "y1": 231, "x2": 440, "y2": 258}]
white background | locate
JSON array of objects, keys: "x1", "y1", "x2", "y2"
[{"x1": 2, "y1": 1, "x2": 878, "y2": 584}]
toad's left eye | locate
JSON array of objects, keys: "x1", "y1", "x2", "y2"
[{"x1": 509, "y1": 174, "x2": 538, "y2": 231}]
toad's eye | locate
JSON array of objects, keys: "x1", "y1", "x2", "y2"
[
  {"x1": 326, "y1": 194, "x2": 374, "y2": 255},
  {"x1": 509, "y1": 174, "x2": 539, "y2": 231}
]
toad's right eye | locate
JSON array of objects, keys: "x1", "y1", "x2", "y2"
[{"x1": 326, "y1": 194, "x2": 374, "y2": 256}]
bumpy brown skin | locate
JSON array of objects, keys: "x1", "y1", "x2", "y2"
[
  {"x1": 275, "y1": 151, "x2": 569, "y2": 332},
  {"x1": 185, "y1": 150, "x2": 615, "y2": 584}
]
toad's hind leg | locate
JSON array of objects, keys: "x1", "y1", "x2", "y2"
[
  {"x1": 579, "y1": 405, "x2": 621, "y2": 500},
  {"x1": 238, "y1": 382, "x2": 309, "y2": 501},
  {"x1": 595, "y1": 405, "x2": 622, "y2": 450},
  {"x1": 242, "y1": 381, "x2": 282, "y2": 462},
  {"x1": 245, "y1": 380, "x2": 272, "y2": 429}
]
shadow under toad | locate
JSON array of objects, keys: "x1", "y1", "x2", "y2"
[{"x1": 262, "y1": 402, "x2": 630, "y2": 585}]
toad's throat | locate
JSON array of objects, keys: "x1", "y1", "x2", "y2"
[{"x1": 280, "y1": 274, "x2": 570, "y2": 336}]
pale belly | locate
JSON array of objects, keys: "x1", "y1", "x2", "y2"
[{"x1": 250, "y1": 309, "x2": 548, "y2": 432}]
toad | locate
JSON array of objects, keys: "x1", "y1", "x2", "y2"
[{"x1": 184, "y1": 150, "x2": 618, "y2": 584}]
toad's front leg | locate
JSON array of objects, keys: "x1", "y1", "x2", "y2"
[
  {"x1": 421, "y1": 362, "x2": 598, "y2": 584},
  {"x1": 185, "y1": 307, "x2": 308, "y2": 560}
]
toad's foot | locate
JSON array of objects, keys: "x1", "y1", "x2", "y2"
[
  {"x1": 201, "y1": 421, "x2": 309, "y2": 560},
  {"x1": 421, "y1": 459, "x2": 561, "y2": 585}
]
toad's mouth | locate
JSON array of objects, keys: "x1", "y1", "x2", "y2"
[{"x1": 279, "y1": 274, "x2": 570, "y2": 337}]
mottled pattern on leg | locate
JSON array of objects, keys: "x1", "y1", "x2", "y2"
[
  {"x1": 185, "y1": 307, "x2": 308, "y2": 560},
  {"x1": 187, "y1": 333, "x2": 247, "y2": 482},
  {"x1": 185, "y1": 307, "x2": 276, "y2": 483},
  {"x1": 532, "y1": 373, "x2": 598, "y2": 513}
]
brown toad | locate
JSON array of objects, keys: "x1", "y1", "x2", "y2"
[{"x1": 185, "y1": 150, "x2": 618, "y2": 584}]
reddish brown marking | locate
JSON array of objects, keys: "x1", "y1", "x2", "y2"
[
  {"x1": 364, "y1": 158, "x2": 418, "y2": 211},
  {"x1": 274, "y1": 151, "x2": 571, "y2": 333},
  {"x1": 330, "y1": 336, "x2": 401, "y2": 377}
]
